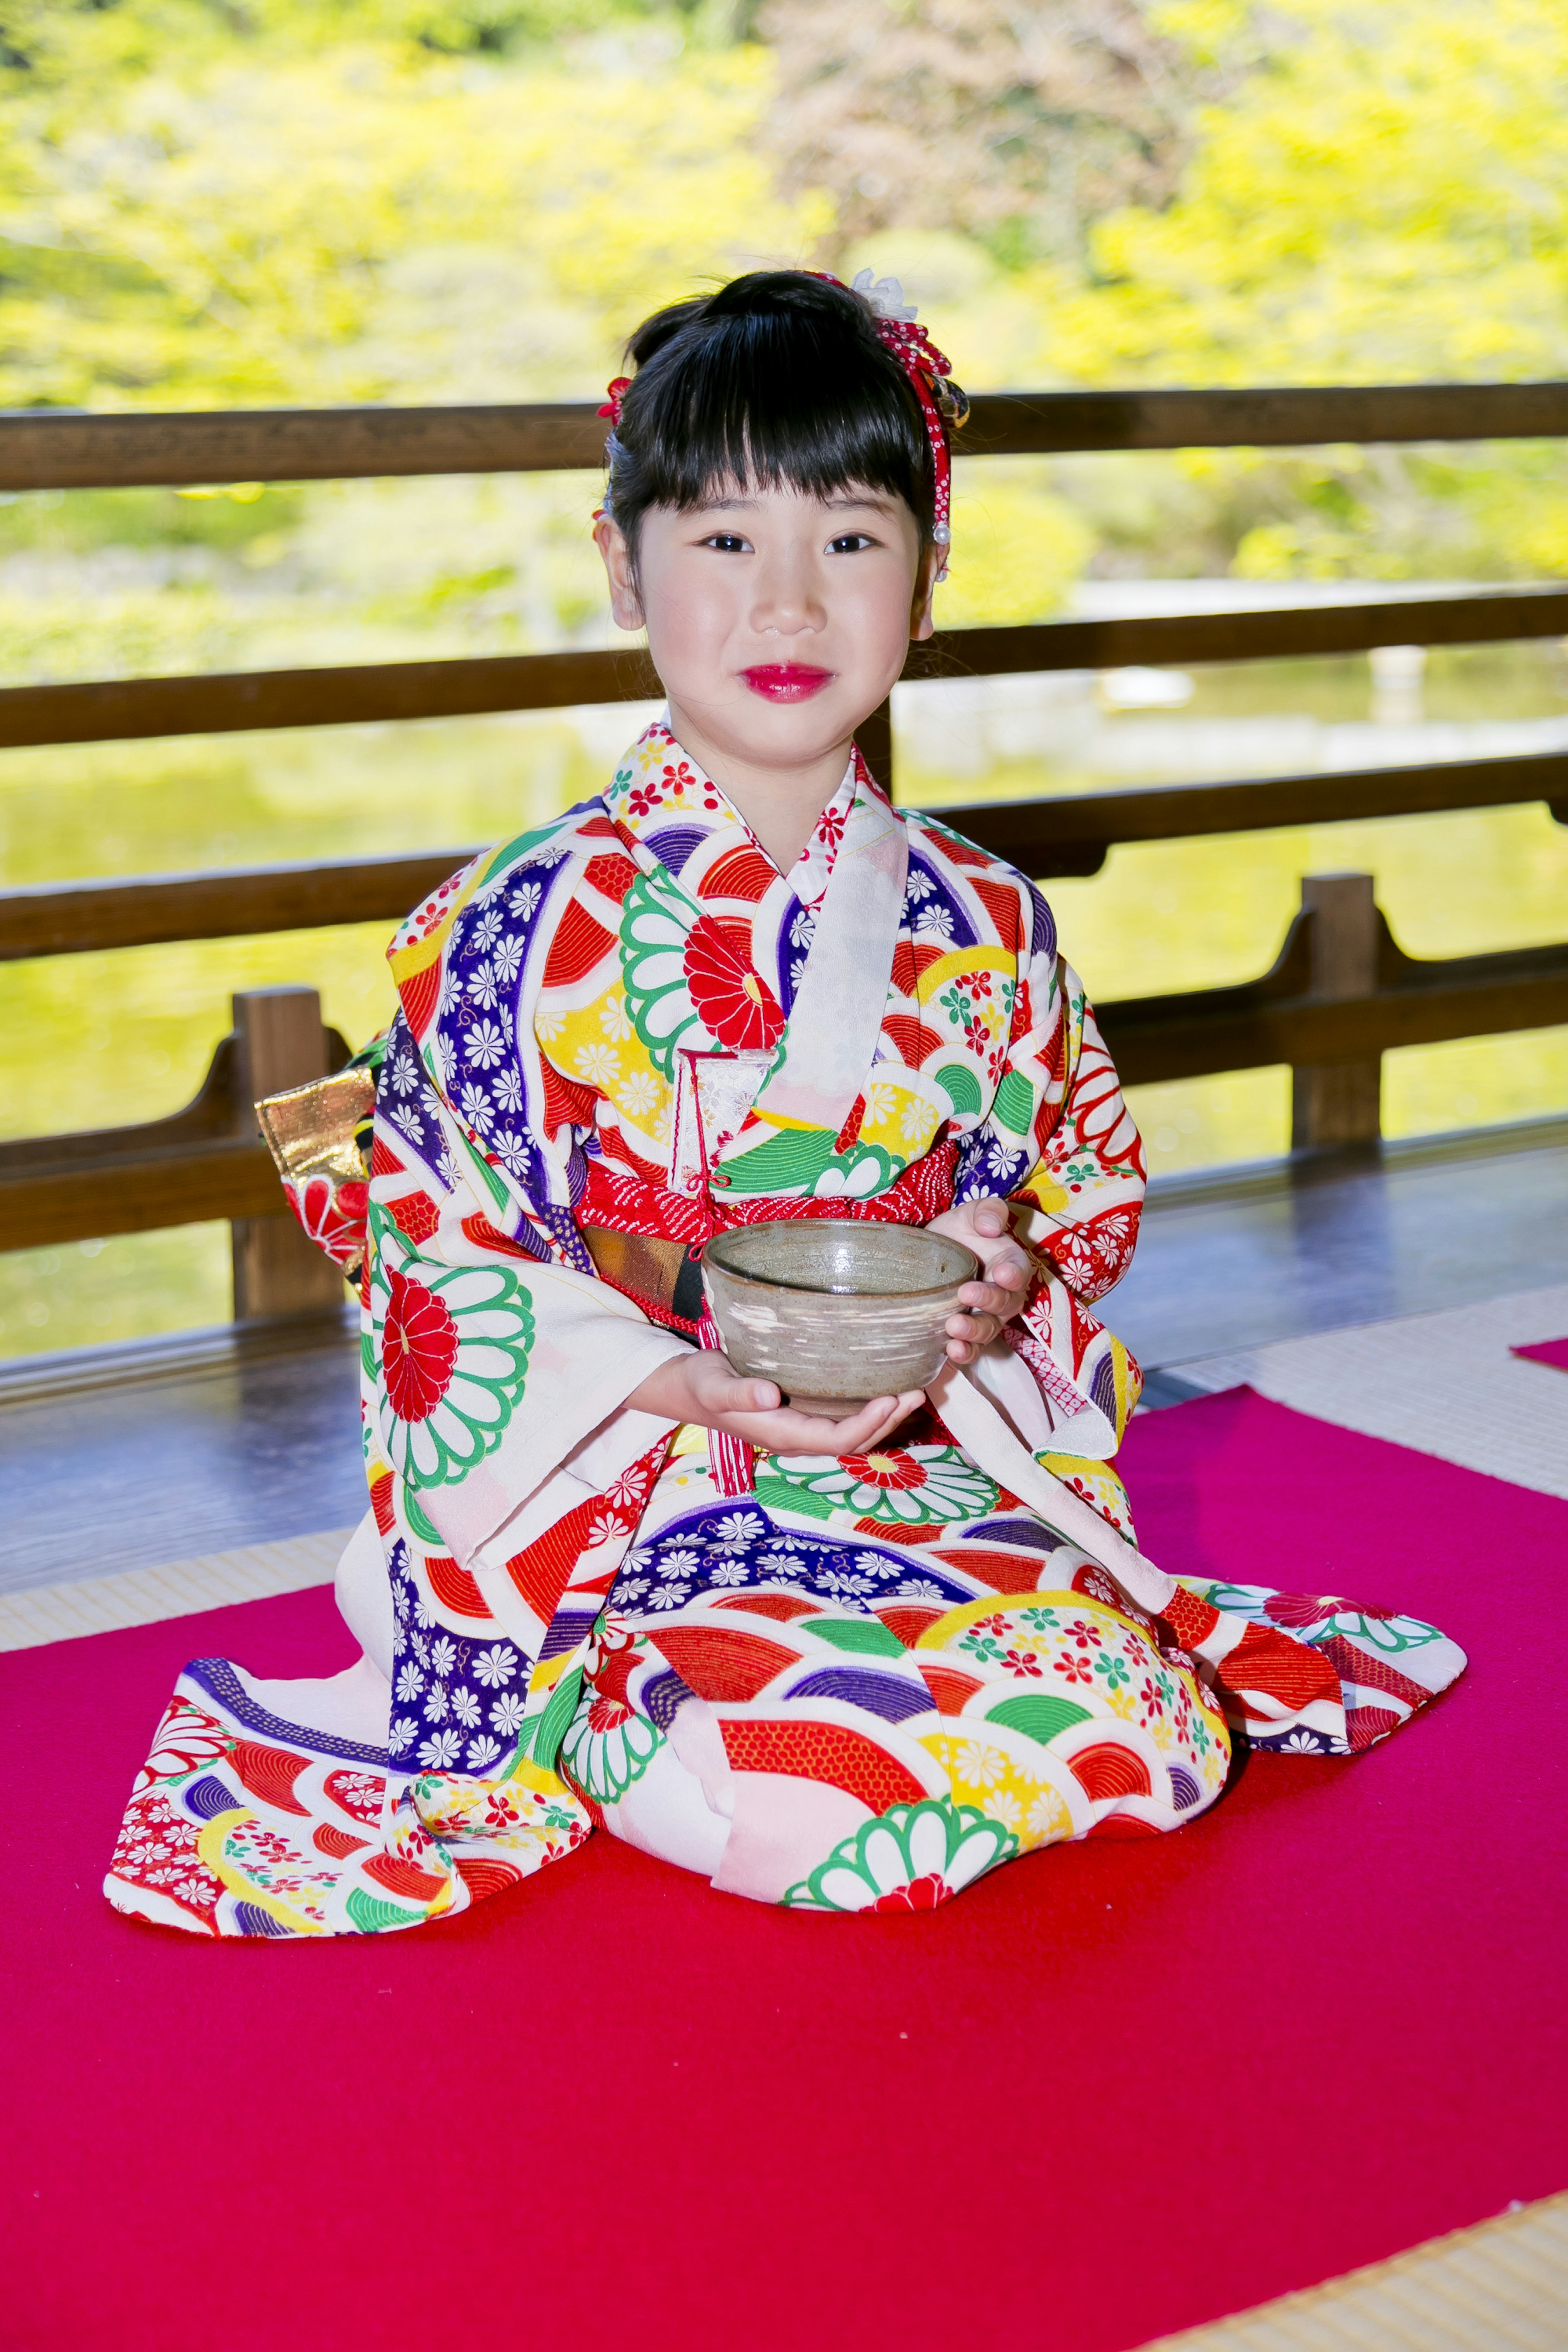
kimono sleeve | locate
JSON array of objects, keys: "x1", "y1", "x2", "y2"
[
  {"x1": 365, "y1": 1019, "x2": 689, "y2": 1574},
  {"x1": 955, "y1": 883, "x2": 1147, "y2": 1460}
]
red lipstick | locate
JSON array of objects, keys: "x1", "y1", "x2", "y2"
[{"x1": 740, "y1": 664, "x2": 834, "y2": 702}]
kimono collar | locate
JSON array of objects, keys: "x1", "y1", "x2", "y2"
[{"x1": 606, "y1": 717, "x2": 857, "y2": 911}]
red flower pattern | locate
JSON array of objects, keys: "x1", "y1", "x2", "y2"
[
  {"x1": 682, "y1": 914, "x2": 785, "y2": 1053},
  {"x1": 872, "y1": 1872, "x2": 951, "y2": 1913},
  {"x1": 839, "y1": 1450, "x2": 927, "y2": 1491},
  {"x1": 287, "y1": 1173, "x2": 369, "y2": 1272},
  {"x1": 383, "y1": 1265, "x2": 459, "y2": 1422}
]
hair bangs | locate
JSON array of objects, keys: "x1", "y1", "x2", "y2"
[{"x1": 604, "y1": 272, "x2": 936, "y2": 557}]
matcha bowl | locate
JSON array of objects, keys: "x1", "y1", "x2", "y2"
[{"x1": 701, "y1": 1219, "x2": 981, "y2": 1421}]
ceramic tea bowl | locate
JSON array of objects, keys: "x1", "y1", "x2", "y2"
[{"x1": 701, "y1": 1220, "x2": 982, "y2": 1420}]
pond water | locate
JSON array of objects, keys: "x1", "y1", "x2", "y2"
[{"x1": 2, "y1": 617, "x2": 1564, "y2": 1357}]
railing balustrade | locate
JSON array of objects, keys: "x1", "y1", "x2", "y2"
[{"x1": 2, "y1": 383, "x2": 1566, "y2": 1316}]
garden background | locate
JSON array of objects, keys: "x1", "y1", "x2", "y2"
[{"x1": 3, "y1": 0, "x2": 1567, "y2": 1351}]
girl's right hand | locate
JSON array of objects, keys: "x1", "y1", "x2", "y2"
[{"x1": 628, "y1": 1347, "x2": 923, "y2": 1460}]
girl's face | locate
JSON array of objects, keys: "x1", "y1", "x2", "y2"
[{"x1": 595, "y1": 479, "x2": 938, "y2": 783}]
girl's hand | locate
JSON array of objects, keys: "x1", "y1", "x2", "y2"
[
  {"x1": 627, "y1": 1348, "x2": 924, "y2": 1461},
  {"x1": 924, "y1": 1196, "x2": 1034, "y2": 1365}
]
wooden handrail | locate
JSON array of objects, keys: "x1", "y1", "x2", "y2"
[
  {"x1": 7, "y1": 590, "x2": 1568, "y2": 751},
  {"x1": 0, "y1": 847, "x2": 481, "y2": 960},
  {"x1": 4, "y1": 381, "x2": 1568, "y2": 490},
  {"x1": 5, "y1": 748, "x2": 1567, "y2": 961}
]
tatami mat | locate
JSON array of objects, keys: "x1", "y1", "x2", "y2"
[
  {"x1": 1139, "y1": 2190, "x2": 1568, "y2": 2350},
  {"x1": 0, "y1": 1527, "x2": 350, "y2": 1651},
  {"x1": 1172, "y1": 1283, "x2": 1568, "y2": 1499}
]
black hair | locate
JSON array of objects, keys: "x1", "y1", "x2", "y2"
[{"x1": 602, "y1": 270, "x2": 956, "y2": 561}]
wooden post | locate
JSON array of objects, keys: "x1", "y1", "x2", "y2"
[
  {"x1": 1290, "y1": 871, "x2": 1383, "y2": 1149},
  {"x1": 857, "y1": 696, "x2": 894, "y2": 797},
  {"x1": 230, "y1": 985, "x2": 346, "y2": 1319}
]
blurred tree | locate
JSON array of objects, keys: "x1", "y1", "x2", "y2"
[{"x1": 758, "y1": 0, "x2": 1195, "y2": 267}]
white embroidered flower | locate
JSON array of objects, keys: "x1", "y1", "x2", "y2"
[
  {"x1": 490, "y1": 1127, "x2": 532, "y2": 1174},
  {"x1": 659, "y1": 1548, "x2": 703, "y2": 1579},
  {"x1": 615, "y1": 1070, "x2": 662, "y2": 1119},
  {"x1": 615, "y1": 1575, "x2": 649, "y2": 1602},
  {"x1": 955, "y1": 1740, "x2": 1009, "y2": 1789},
  {"x1": 430, "y1": 1637, "x2": 458, "y2": 1678},
  {"x1": 712, "y1": 1510, "x2": 765, "y2": 1549},
  {"x1": 390, "y1": 1099, "x2": 426, "y2": 1141},
  {"x1": 450, "y1": 1688, "x2": 482, "y2": 1729},
  {"x1": 598, "y1": 996, "x2": 633, "y2": 1042},
  {"x1": 708, "y1": 1559, "x2": 748, "y2": 1587},
  {"x1": 854, "y1": 1553, "x2": 900, "y2": 1580},
  {"x1": 894, "y1": 1577, "x2": 945, "y2": 1601},
  {"x1": 472, "y1": 1643, "x2": 518, "y2": 1688},
  {"x1": 465, "y1": 1734, "x2": 505, "y2": 1773},
  {"x1": 820, "y1": 1568, "x2": 875, "y2": 1598},
  {"x1": 492, "y1": 1065, "x2": 525, "y2": 1114},
  {"x1": 465, "y1": 1018, "x2": 508, "y2": 1069},
  {"x1": 466, "y1": 960, "x2": 501, "y2": 1010},
  {"x1": 535, "y1": 1008, "x2": 564, "y2": 1042},
  {"x1": 417, "y1": 1729, "x2": 463, "y2": 1769},
  {"x1": 390, "y1": 1715, "x2": 420, "y2": 1748},
  {"x1": 789, "y1": 905, "x2": 817, "y2": 949},
  {"x1": 575, "y1": 1042, "x2": 621, "y2": 1090},
  {"x1": 508, "y1": 880, "x2": 542, "y2": 920},
  {"x1": 388, "y1": 1051, "x2": 421, "y2": 1098},
  {"x1": 914, "y1": 903, "x2": 955, "y2": 941},
  {"x1": 851, "y1": 267, "x2": 918, "y2": 323},
  {"x1": 491, "y1": 933, "x2": 526, "y2": 983},
  {"x1": 646, "y1": 1582, "x2": 690, "y2": 1611},
  {"x1": 904, "y1": 865, "x2": 935, "y2": 903},
  {"x1": 490, "y1": 1692, "x2": 526, "y2": 1736},
  {"x1": 470, "y1": 906, "x2": 505, "y2": 952},
  {"x1": 394, "y1": 1662, "x2": 425, "y2": 1702},
  {"x1": 458, "y1": 1081, "x2": 491, "y2": 1126},
  {"x1": 424, "y1": 1684, "x2": 450, "y2": 1723}
]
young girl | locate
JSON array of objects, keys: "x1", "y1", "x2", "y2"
[{"x1": 107, "y1": 271, "x2": 1464, "y2": 1936}]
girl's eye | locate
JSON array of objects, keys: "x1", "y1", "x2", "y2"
[
  {"x1": 702, "y1": 533, "x2": 752, "y2": 553},
  {"x1": 827, "y1": 533, "x2": 877, "y2": 555}
]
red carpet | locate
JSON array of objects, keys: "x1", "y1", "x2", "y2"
[
  {"x1": 1513, "y1": 1334, "x2": 1568, "y2": 1371},
  {"x1": 4, "y1": 1387, "x2": 1564, "y2": 2352}
]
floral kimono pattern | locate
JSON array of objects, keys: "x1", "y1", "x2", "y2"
[{"x1": 107, "y1": 723, "x2": 1466, "y2": 1937}]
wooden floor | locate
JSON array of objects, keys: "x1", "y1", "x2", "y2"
[{"x1": 3, "y1": 1112, "x2": 1565, "y2": 1596}]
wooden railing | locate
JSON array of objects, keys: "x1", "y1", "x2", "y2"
[{"x1": 3, "y1": 382, "x2": 1567, "y2": 1319}]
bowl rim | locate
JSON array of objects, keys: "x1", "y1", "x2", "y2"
[{"x1": 702, "y1": 1218, "x2": 981, "y2": 1299}]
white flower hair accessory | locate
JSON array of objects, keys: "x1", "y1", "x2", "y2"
[{"x1": 851, "y1": 269, "x2": 918, "y2": 324}]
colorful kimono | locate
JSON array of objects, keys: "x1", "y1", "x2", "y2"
[{"x1": 107, "y1": 723, "x2": 1465, "y2": 1937}]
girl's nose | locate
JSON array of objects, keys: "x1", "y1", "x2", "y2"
[{"x1": 749, "y1": 547, "x2": 825, "y2": 637}]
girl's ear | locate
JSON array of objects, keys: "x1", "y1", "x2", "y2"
[
  {"x1": 594, "y1": 514, "x2": 645, "y2": 632},
  {"x1": 909, "y1": 539, "x2": 942, "y2": 644}
]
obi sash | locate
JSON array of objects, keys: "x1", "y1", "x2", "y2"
[{"x1": 577, "y1": 1142, "x2": 963, "y2": 1336}]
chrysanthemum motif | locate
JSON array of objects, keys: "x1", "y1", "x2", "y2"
[
  {"x1": 683, "y1": 915, "x2": 783, "y2": 1054},
  {"x1": 759, "y1": 1444, "x2": 999, "y2": 1526},
  {"x1": 285, "y1": 1172, "x2": 368, "y2": 1273},
  {"x1": 560, "y1": 1690, "x2": 664, "y2": 1804},
  {"x1": 371, "y1": 1212, "x2": 535, "y2": 1490},
  {"x1": 784, "y1": 1797, "x2": 1016, "y2": 1913},
  {"x1": 619, "y1": 865, "x2": 784, "y2": 1074}
]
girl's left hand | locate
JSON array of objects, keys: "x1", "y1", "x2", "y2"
[{"x1": 924, "y1": 1196, "x2": 1034, "y2": 1365}]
